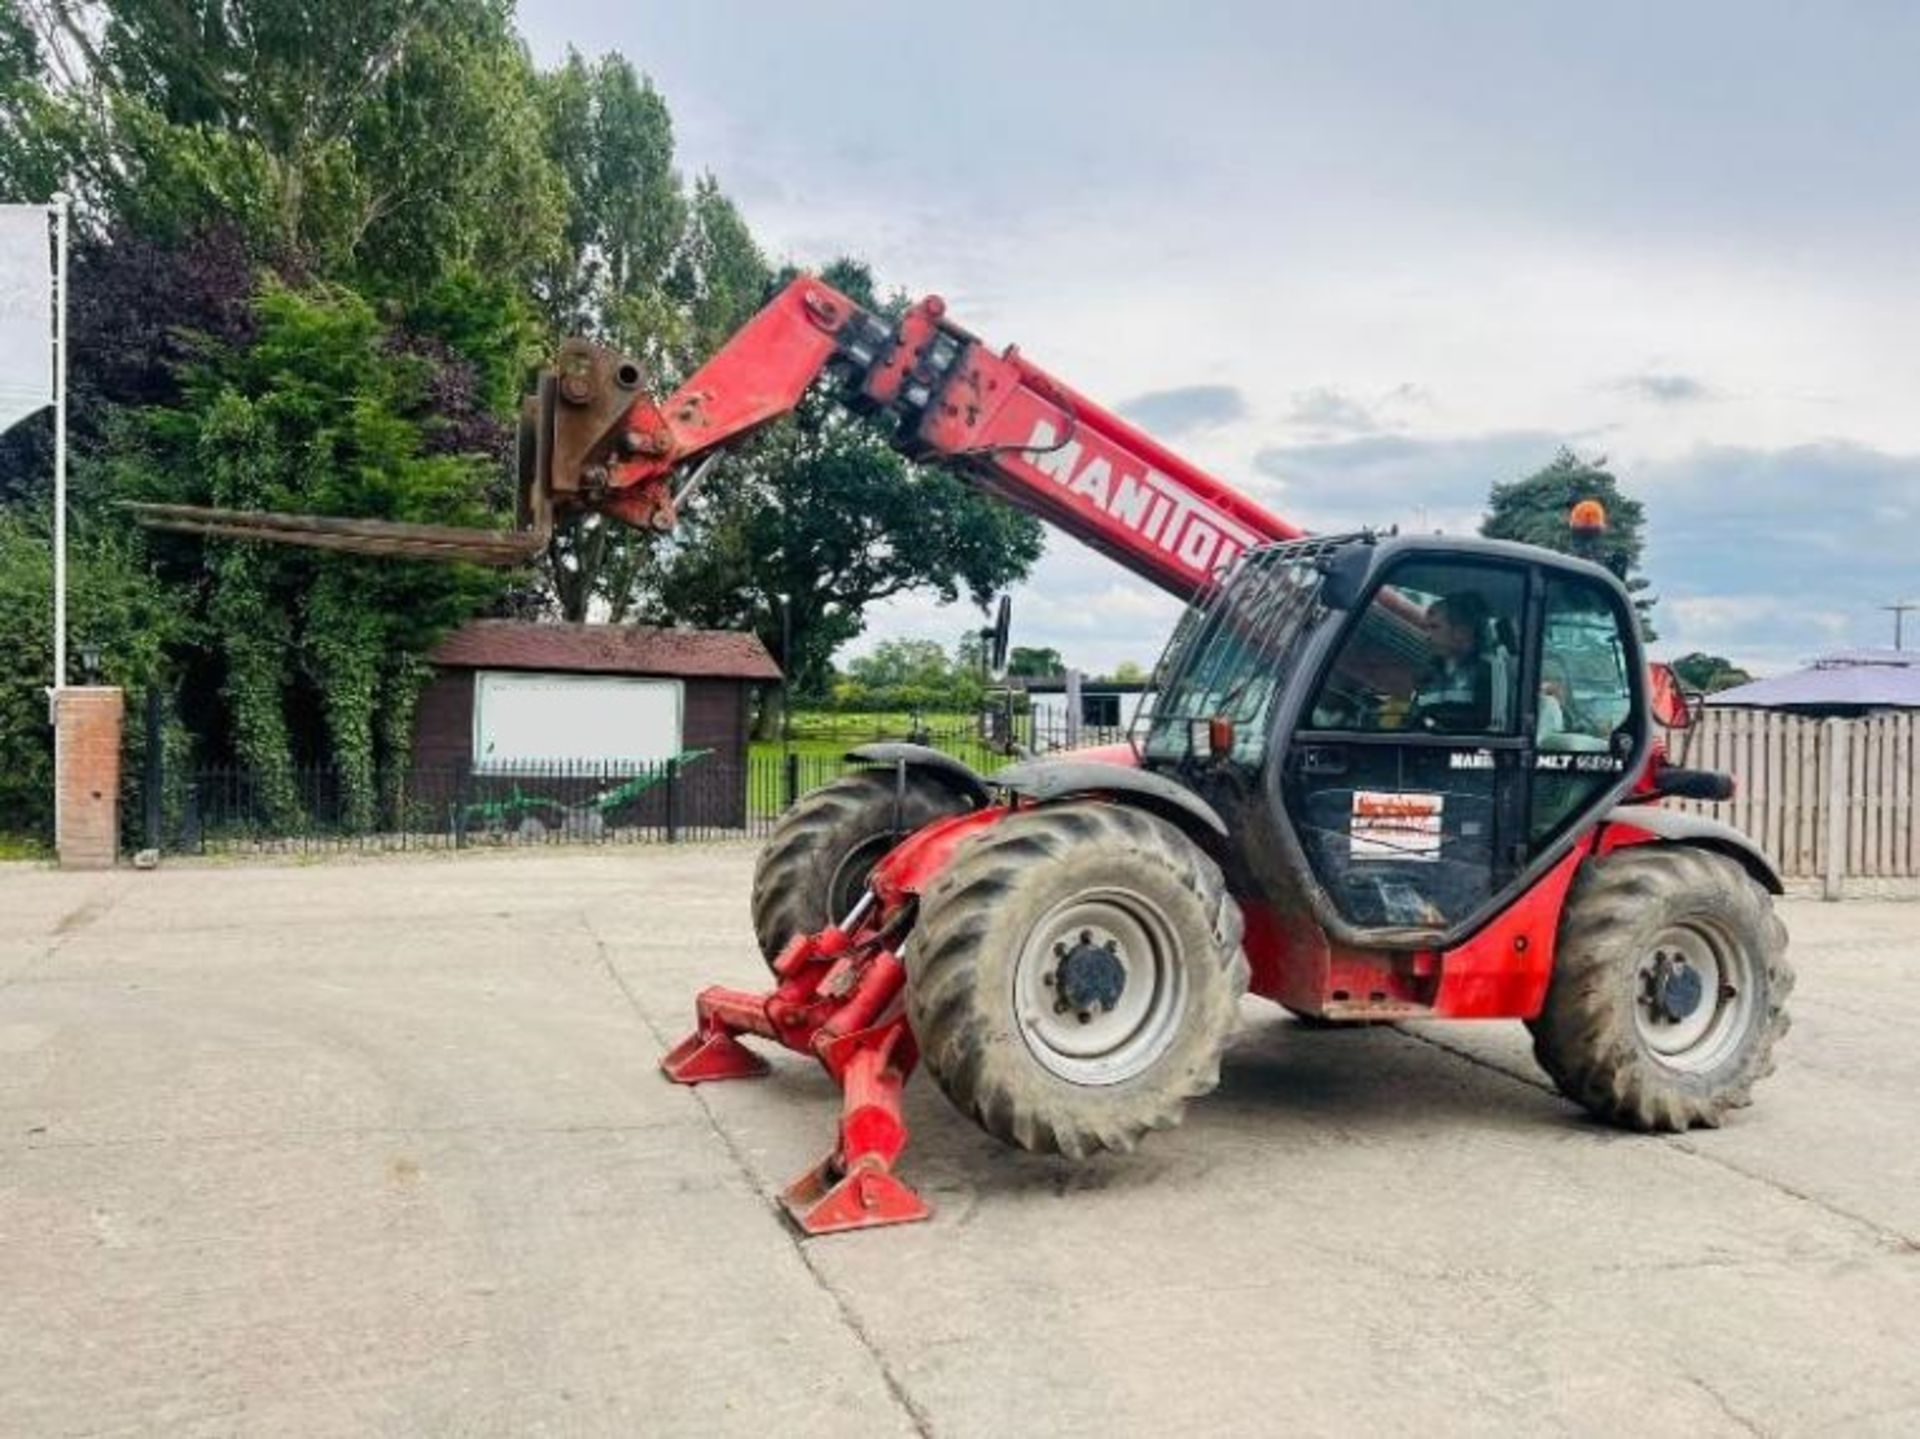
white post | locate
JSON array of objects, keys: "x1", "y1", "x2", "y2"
[
  {"x1": 51, "y1": 192, "x2": 68, "y2": 693},
  {"x1": 1064, "y1": 668, "x2": 1083, "y2": 750},
  {"x1": 1822, "y1": 716, "x2": 1848, "y2": 901}
]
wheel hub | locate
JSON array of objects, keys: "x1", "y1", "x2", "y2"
[
  {"x1": 1645, "y1": 952, "x2": 1705, "y2": 1023},
  {"x1": 1054, "y1": 934, "x2": 1127, "y2": 1017}
]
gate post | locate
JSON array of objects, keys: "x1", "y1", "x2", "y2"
[
  {"x1": 54, "y1": 686, "x2": 124, "y2": 869},
  {"x1": 1822, "y1": 716, "x2": 1848, "y2": 901}
]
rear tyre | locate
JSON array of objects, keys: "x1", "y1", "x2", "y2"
[
  {"x1": 907, "y1": 803, "x2": 1248, "y2": 1159},
  {"x1": 1527, "y1": 846, "x2": 1792, "y2": 1132},
  {"x1": 750, "y1": 768, "x2": 972, "y2": 968}
]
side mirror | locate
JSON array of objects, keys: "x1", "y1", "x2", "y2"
[{"x1": 1649, "y1": 662, "x2": 1694, "y2": 730}]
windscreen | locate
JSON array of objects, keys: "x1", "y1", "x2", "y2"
[{"x1": 1138, "y1": 537, "x2": 1356, "y2": 768}]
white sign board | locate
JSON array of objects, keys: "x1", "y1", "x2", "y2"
[
  {"x1": 474, "y1": 671, "x2": 684, "y2": 771},
  {"x1": 0, "y1": 205, "x2": 51, "y2": 434},
  {"x1": 1350, "y1": 790, "x2": 1444, "y2": 862}
]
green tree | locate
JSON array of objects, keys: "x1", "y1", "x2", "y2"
[
  {"x1": 18, "y1": 0, "x2": 566, "y2": 295},
  {"x1": 838, "y1": 638, "x2": 983, "y2": 712},
  {"x1": 1108, "y1": 659, "x2": 1149, "y2": 683},
  {"x1": 1481, "y1": 448, "x2": 1657, "y2": 637},
  {"x1": 532, "y1": 52, "x2": 773, "y2": 621},
  {"x1": 1007, "y1": 646, "x2": 1065, "y2": 678},
  {"x1": 0, "y1": 511, "x2": 179, "y2": 840},
  {"x1": 1670, "y1": 652, "x2": 1753, "y2": 694},
  {"x1": 119, "y1": 283, "x2": 506, "y2": 825}
]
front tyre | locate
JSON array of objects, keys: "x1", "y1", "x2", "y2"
[
  {"x1": 1528, "y1": 846, "x2": 1793, "y2": 1132},
  {"x1": 907, "y1": 803, "x2": 1248, "y2": 1159},
  {"x1": 751, "y1": 769, "x2": 972, "y2": 968}
]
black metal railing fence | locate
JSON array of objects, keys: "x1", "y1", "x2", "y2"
[{"x1": 123, "y1": 712, "x2": 1138, "y2": 859}]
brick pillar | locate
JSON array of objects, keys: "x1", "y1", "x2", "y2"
[{"x1": 55, "y1": 686, "x2": 124, "y2": 870}]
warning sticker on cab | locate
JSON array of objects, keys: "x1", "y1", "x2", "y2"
[{"x1": 1350, "y1": 791, "x2": 1443, "y2": 862}]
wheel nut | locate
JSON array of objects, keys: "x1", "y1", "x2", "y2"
[
  {"x1": 1077, "y1": 1011, "x2": 1092, "y2": 1024},
  {"x1": 1042, "y1": 972, "x2": 1055, "y2": 987}
]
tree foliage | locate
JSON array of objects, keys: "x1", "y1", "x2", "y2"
[
  {"x1": 1481, "y1": 447, "x2": 1658, "y2": 638},
  {"x1": 834, "y1": 638, "x2": 983, "y2": 712},
  {"x1": 0, "y1": 509, "x2": 179, "y2": 836},
  {"x1": 1670, "y1": 652, "x2": 1753, "y2": 694},
  {"x1": 531, "y1": 52, "x2": 777, "y2": 622},
  {"x1": 116, "y1": 283, "x2": 506, "y2": 821},
  {"x1": 16, "y1": 0, "x2": 566, "y2": 292},
  {"x1": 1007, "y1": 646, "x2": 1065, "y2": 679}
]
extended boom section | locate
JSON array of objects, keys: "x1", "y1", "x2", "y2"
[{"x1": 597, "y1": 277, "x2": 1301, "y2": 592}]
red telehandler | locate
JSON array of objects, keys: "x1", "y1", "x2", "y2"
[{"x1": 138, "y1": 276, "x2": 1793, "y2": 1235}]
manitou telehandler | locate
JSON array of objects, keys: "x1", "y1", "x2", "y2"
[{"x1": 139, "y1": 276, "x2": 1793, "y2": 1234}]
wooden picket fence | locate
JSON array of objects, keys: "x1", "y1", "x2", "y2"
[{"x1": 1667, "y1": 709, "x2": 1918, "y2": 893}]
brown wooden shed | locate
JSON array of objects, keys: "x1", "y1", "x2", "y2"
[{"x1": 414, "y1": 620, "x2": 781, "y2": 831}]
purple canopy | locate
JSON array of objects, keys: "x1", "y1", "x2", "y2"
[{"x1": 1709, "y1": 649, "x2": 1920, "y2": 711}]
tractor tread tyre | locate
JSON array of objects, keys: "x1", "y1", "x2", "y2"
[
  {"x1": 907, "y1": 803, "x2": 1248, "y2": 1160},
  {"x1": 1527, "y1": 846, "x2": 1792, "y2": 1133},
  {"x1": 751, "y1": 768, "x2": 970, "y2": 968}
]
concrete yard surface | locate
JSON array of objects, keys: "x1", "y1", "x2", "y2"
[{"x1": 2, "y1": 847, "x2": 1916, "y2": 1436}]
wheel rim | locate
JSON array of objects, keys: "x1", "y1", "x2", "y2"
[
  {"x1": 1012, "y1": 888, "x2": 1189, "y2": 1086},
  {"x1": 1632, "y1": 919, "x2": 1758, "y2": 1073},
  {"x1": 827, "y1": 833, "x2": 895, "y2": 923}
]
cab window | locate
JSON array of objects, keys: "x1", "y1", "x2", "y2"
[{"x1": 1306, "y1": 562, "x2": 1526, "y2": 737}]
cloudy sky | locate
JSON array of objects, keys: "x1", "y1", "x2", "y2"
[{"x1": 520, "y1": 1, "x2": 1919, "y2": 675}]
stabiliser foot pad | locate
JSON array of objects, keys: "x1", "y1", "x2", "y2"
[
  {"x1": 779, "y1": 1156, "x2": 931, "y2": 1236},
  {"x1": 660, "y1": 1027, "x2": 770, "y2": 1084}
]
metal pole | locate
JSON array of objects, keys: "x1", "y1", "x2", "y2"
[
  {"x1": 1883, "y1": 601, "x2": 1915, "y2": 651},
  {"x1": 781, "y1": 592, "x2": 793, "y2": 756},
  {"x1": 51, "y1": 193, "x2": 68, "y2": 693}
]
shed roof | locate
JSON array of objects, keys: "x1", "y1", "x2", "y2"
[
  {"x1": 1708, "y1": 648, "x2": 1920, "y2": 711},
  {"x1": 428, "y1": 620, "x2": 782, "y2": 681}
]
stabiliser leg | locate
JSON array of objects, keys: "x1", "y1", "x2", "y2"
[
  {"x1": 779, "y1": 1020, "x2": 929, "y2": 1235},
  {"x1": 659, "y1": 924, "x2": 931, "y2": 1234}
]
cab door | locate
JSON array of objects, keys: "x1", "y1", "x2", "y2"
[
  {"x1": 1281, "y1": 557, "x2": 1532, "y2": 933},
  {"x1": 1528, "y1": 570, "x2": 1643, "y2": 852}
]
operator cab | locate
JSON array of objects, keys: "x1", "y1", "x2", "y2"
[{"x1": 1139, "y1": 533, "x2": 1649, "y2": 948}]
